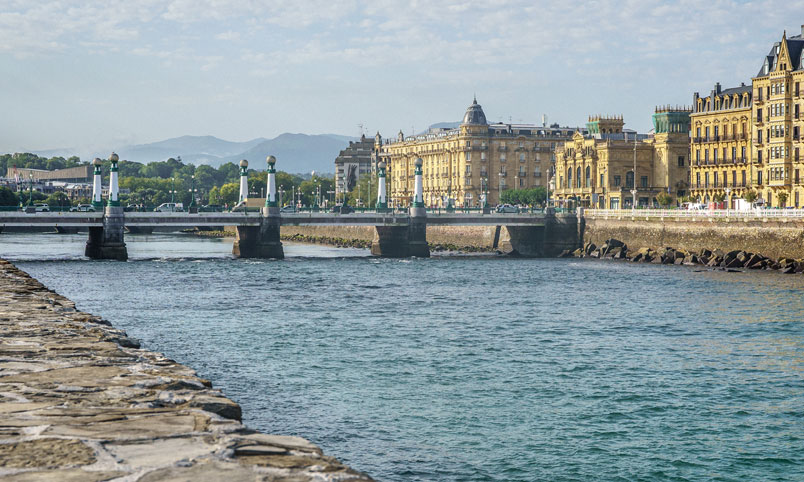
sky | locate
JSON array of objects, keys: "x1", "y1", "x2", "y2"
[{"x1": 0, "y1": 0, "x2": 801, "y2": 153}]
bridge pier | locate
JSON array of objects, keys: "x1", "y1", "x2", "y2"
[
  {"x1": 85, "y1": 206, "x2": 127, "y2": 261},
  {"x1": 233, "y1": 156, "x2": 284, "y2": 259},
  {"x1": 501, "y1": 226, "x2": 546, "y2": 257}
]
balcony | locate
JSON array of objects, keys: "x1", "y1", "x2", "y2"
[
  {"x1": 533, "y1": 172, "x2": 542, "y2": 177},
  {"x1": 499, "y1": 172, "x2": 507, "y2": 177},
  {"x1": 498, "y1": 146, "x2": 508, "y2": 151},
  {"x1": 518, "y1": 172, "x2": 527, "y2": 178}
]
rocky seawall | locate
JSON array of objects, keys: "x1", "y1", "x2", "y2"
[
  {"x1": 561, "y1": 238, "x2": 804, "y2": 274},
  {"x1": 0, "y1": 259, "x2": 372, "y2": 481},
  {"x1": 583, "y1": 215, "x2": 804, "y2": 260}
]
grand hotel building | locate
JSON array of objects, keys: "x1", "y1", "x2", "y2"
[
  {"x1": 380, "y1": 99, "x2": 583, "y2": 207},
  {"x1": 690, "y1": 27, "x2": 804, "y2": 207}
]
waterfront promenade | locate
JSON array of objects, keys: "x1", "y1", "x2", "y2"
[{"x1": 0, "y1": 258, "x2": 371, "y2": 481}]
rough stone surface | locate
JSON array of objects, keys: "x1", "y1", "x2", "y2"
[
  {"x1": 583, "y1": 216, "x2": 804, "y2": 260},
  {"x1": 0, "y1": 259, "x2": 372, "y2": 481}
]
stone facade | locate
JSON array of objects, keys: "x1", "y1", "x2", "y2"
[
  {"x1": 554, "y1": 111, "x2": 690, "y2": 209},
  {"x1": 384, "y1": 99, "x2": 582, "y2": 207},
  {"x1": 690, "y1": 83, "x2": 753, "y2": 203},
  {"x1": 691, "y1": 27, "x2": 804, "y2": 208}
]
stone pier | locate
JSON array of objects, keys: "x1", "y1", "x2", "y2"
[
  {"x1": 232, "y1": 209, "x2": 284, "y2": 259},
  {"x1": 84, "y1": 206, "x2": 127, "y2": 261},
  {"x1": 0, "y1": 259, "x2": 371, "y2": 480}
]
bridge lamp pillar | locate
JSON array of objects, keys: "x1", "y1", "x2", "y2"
[
  {"x1": 412, "y1": 158, "x2": 425, "y2": 208},
  {"x1": 376, "y1": 161, "x2": 388, "y2": 212},
  {"x1": 239, "y1": 159, "x2": 249, "y2": 203},
  {"x1": 91, "y1": 158, "x2": 103, "y2": 209},
  {"x1": 107, "y1": 152, "x2": 120, "y2": 207},
  {"x1": 265, "y1": 156, "x2": 278, "y2": 208}
]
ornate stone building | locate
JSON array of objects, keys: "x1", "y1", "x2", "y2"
[
  {"x1": 384, "y1": 98, "x2": 582, "y2": 207},
  {"x1": 690, "y1": 27, "x2": 804, "y2": 208},
  {"x1": 751, "y1": 28, "x2": 804, "y2": 208},
  {"x1": 690, "y1": 83, "x2": 753, "y2": 203},
  {"x1": 554, "y1": 110, "x2": 691, "y2": 209}
]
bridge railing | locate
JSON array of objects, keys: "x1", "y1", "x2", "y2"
[{"x1": 585, "y1": 208, "x2": 804, "y2": 218}]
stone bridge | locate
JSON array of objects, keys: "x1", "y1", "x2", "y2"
[
  {"x1": 0, "y1": 154, "x2": 580, "y2": 260},
  {"x1": 0, "y1": 210, "x2": 580, "y2": 261}
]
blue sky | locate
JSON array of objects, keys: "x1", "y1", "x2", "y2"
[{"x1": 0, "y1": 0, "x2": 799, "y2": 153}]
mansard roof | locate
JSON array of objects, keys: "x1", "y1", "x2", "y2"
[{"x1": 757, "y1": 31, "x2": 804, "y2": 76}]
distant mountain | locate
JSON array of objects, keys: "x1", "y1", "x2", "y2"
[
  {"x1": 224, "y1": 133, "x2": 352, "y2": 174},
  {"x1": 30, "y1": 133, "x2": 355, "y2": 174}
]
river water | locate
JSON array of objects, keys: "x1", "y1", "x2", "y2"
[{"x1": 3, "y1": 232, "x2": 803, "y2": 481}]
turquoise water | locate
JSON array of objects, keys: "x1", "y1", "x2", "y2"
[{"x1": 4, "y1": 233, "x2": 804, "y2": 481}]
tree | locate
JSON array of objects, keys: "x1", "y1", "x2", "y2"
[
  {"x1": 744, "y1": 190, "x2": 758, "y2": 203},
  {"x1": 0, "y1": 187, "x2": 18, "y2": 207},
  {"x1": 777, "y1": 191, "x2": 788, "y2": 207},
  {"x1": 345, "y1": 173, "x2": 376, "y2": 207},
  {"x1": 712, "y1": 193, "x2": 726, "y2": 203},
  {"x1": 656, "y1": 192, "x2": 673, "y2": 207},
  {"x1": 45, "y1": 192, "x2": 71, "y2": 210},
  {"x1": 217, "y1": 182, "x2": 240, "y2": 206}
]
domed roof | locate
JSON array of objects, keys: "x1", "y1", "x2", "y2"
[{"x1": 461, "y1": 97, "x2": 488, "y2": 126}]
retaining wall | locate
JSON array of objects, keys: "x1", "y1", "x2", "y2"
[{"x1": 583, "y1": 215, "x2": 804, "y2": 260}]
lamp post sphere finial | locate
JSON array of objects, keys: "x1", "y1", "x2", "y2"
[
  {"x1": 378, "y1": 161, "x2": 386, "y2": 169},
  {"x1": 93, "y1": 158, "x2": 102, "y2": 166},
  {"x1": 108, "y1": 152, "x2": 119, "y2": 162},
  {"x1": 239, "y1": 159, "x2": 248, "y2": 168},
  {"x1": 266, "y1": 155, "x2": 276, "y2": 166},
  {"x1": 414, "y1": 158, "x2": 423, "y2": 168}
]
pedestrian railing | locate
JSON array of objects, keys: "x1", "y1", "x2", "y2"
[{"x1": 585, "y1": 208, "x2": 804, "y2": 218}]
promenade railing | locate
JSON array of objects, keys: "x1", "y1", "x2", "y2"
[{"x1": 585, "y1": 208, "x2": 804, "y2": 218}]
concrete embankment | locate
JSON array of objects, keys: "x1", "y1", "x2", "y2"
[
  {"x1": 583, "y1": 214, "x2": 804, "y2": 260},
  {"x1": 280, "y1": 225, "x2": 502, "y2": 251},
  {"x1": 0, "y1": 259, "x2": 372, "y2": 481}
]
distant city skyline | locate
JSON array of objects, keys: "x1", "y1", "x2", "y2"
[{"x1": 0, "y1": 0, "x2": 797, "y2": 154}]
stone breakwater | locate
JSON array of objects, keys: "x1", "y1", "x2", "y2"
[
  {"x1": 0, "y1": 259, "x2": 372, "y2": 481},
  {"x1": 183, "y1": 227, "x2": 497, "y2": 253},
  {"x1": 560, "y1": 238, "x2": 804, "y2": 274}
]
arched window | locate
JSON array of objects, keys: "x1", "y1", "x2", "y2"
[
  {"x1": 585, "y1": 166, "x2": 591, "y2": 187},
  {"x1": 567, "y1": 168, "x2": 572, "y2": 187},
  {"x1": 576, "y1": 167, "x2": 582, "y2": 188}
]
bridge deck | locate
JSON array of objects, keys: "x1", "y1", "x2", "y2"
[{"x1": 0, "y1": 212, "x2": 548, "y2": 228}]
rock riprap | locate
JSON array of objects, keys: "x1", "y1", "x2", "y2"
[{"x1": 0, "y1": 259, "x2": 372, "y2": 481}]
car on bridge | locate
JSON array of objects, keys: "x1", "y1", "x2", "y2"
[
  {"x1": 154, "y1": 203, "x2": 183, "y2": 212},
  {"x1": 280, "y1": 205, "x2": 297, "y2": 213},
  {"x1": 34, "y1": 203, "x2": 49, "y2": 212},
  {"x1": 70, "y1": 204, "x2": 96, "y2": 212},
  {"x1": 330, "y1": 204, "x2": 354, "y2": 214},
  {"x1": 495, "y1": 204, "x2": 519, "y2": 213}
]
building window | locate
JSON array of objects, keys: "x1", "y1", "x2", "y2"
[
  {"x1": 758, "y1": 171, "x2": 763, "y2": 185},
  {"x1": 705, "y1": 172, "x2": 710, "y2": 188},
  {"x1": 741, "y1": 170, "x2": 746, "y2": 186},
  {"x1": 640, "y1": 176, "x2": 648, "y2": 188},
  {"x1": 626, "y1": 171, "x2": 634, "y2": 189},
  {"x1": 714, "y1": 172, "x2": 719, "y2": 187},
  {"x1": 705, "y1": 150, "x2": 709, "y2": 163},
  {"x1": 576, "y1": 167, "x2": 582, "y2": 188},
  {"x1": 567, "y1": 168, "x2": 572, "y2": 186},
  {"x1": 500, "y1": 153, "x2": 506, "y2": 162},
  {"x1": 696, "y1": 172, "x2": 700, "y2": 188},
  {"x1": 696, "y1": 150, "x2": 700, "y2": 163},
  {"x1": 585, "y1": 166, "x2": 591, "y2": 187},
  {"x1": 758, "y1": 150, "x2": 763, "y2": 163},
  {"x1": 600, "y1": 173, "x2": 604, "y2": 186},
  {"x1": 678, "y1": 156, "x2": 685, "y2": 167},
  {"x1": 713, "y1": 149, "x2": 718, "y2": 163},
  {"x1": 519, "y1": 153, "x2": 525, "y2": 162},
  {"x1": 614, "y1": 175, "x2": 621, "y2": 187}
]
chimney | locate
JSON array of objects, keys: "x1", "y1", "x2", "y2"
[
  {"x1": 714, "y1": 82, "x2": 721, "y2": 94},
  {"x1": 801, "y1": 24, "x2": 804, "y2": 36}
]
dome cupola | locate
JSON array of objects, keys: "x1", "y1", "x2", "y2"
[{"x1": 461, "y1": 96, "x2": 488, "y2": 126}]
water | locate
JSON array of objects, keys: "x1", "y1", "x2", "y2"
[{"x1": 3, "y1": 232, "x2": 804, "y2": 481}]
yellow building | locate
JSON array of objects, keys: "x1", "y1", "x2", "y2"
[
  {"x1": 751, "y1": 29, "x2": 804, "y2": 208},
  {"x1": 690, "y1": 83, "x2": 753, "y2": 204},
  {"x1": 554, "y1": 111, "x2": 691, "y2": 209},
  {"x1": 691, "y1": 28, "x2": 804, "y2": 208},
  {"x1": 384, "y1": 99, "x2": 582, "y2": 207}
]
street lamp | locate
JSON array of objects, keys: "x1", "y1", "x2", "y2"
[
  {"x1": 188, "y1": 174, "x2": 197, "y2": 211},
  {"x1": 170, "y1": 177, "x2": 175, "y2": 206},
  {"x1": 725, "y1": 187, "x2": 732, "y2": 215},
  {"x1": 28, "y1": 173, "x2": 34, "y2": 207}
]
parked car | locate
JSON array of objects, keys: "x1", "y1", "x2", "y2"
[
  {"x1": 280, "y1": 205, "x2": 297, "y2": 213},
  {"x1": 330, "y1": 204, "x2": 354, "y2": 214},
  {"x1": 70, "y1": 204, "x2": 96, "y2": 212},
  {"x1": 34, "y1": 203, "x2": 49, "y2": 212},
  {"x1": 154, "y1": 202, "x2": 183, "y2": 212},
  {"x1": 496, "y1": 204, "x2": 518, "y2": 213}
]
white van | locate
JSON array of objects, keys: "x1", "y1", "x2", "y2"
[{"x1": 154, "y1": 203, "x2": 183, "y2": 212}]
